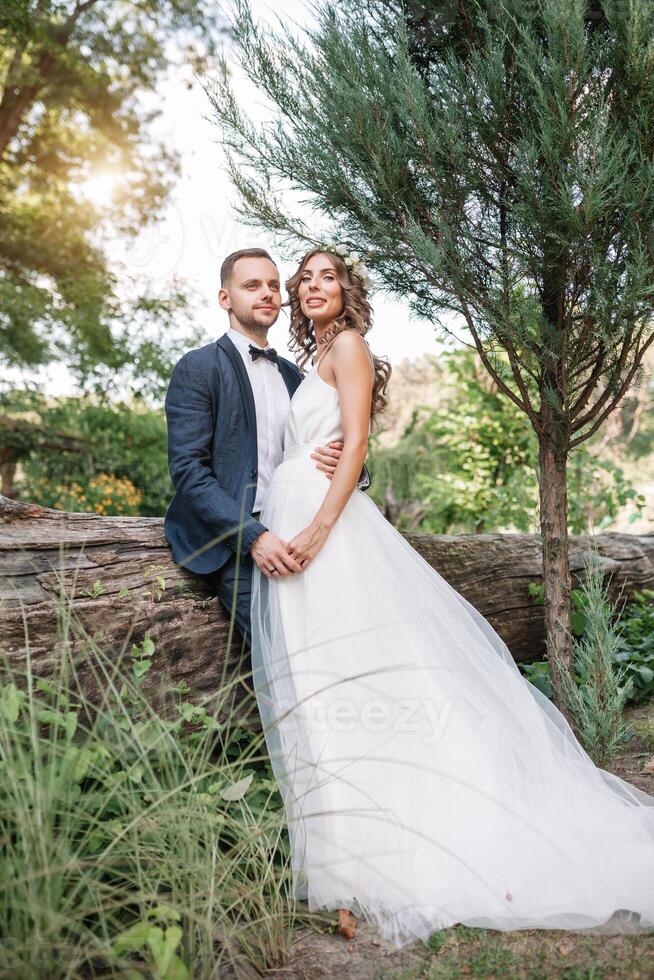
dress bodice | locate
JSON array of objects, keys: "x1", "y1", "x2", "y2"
[
  {"x1": 283, "y1": 337, "x2": 373, "y2": 457},
  {"x1": 283, "y1": 364, "x2": 344, "y2": 454}
]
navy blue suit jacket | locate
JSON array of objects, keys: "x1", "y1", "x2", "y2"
[
  {"x1": 164, "y1": 333, "x2": 304, "y2": 574},
  {"x1": 164, "y1": 333, "x2": 372, "y2": 575}
]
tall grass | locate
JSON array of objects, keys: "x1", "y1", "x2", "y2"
[{"x1": 0, "y1": 579, "x2": 300, "y2": 979}]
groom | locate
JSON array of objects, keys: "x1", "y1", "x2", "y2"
[{"x1": 164, "y1": 247, "x2": 370, "y2": 647}]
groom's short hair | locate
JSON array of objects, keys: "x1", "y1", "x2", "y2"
[{"x1": 220, "y1": 248, "x2": 277, "y2": 286}]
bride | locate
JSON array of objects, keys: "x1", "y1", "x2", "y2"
[{"x1": 249, "y1": 245, "x2": 654, "y2": 949}]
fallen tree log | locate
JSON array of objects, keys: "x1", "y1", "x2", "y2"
[{"x1": 2, "y1": 494, "x2": 654, "y2": 715}]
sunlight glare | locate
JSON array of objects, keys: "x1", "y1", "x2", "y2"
[{"x1": 79, "y1": 169, "x2": 121, "y2": 207}]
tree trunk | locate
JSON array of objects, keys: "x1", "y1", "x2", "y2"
[
  {"x1": 0, "y1": 446, "x2": 17, "y2": 498},
  {"x1": 2, "y1": 495, "x2": 654, "y2": 723},
  {"x1": 538, "y1": 435, "x2": 574, "y2": 721},
  {"x1": 0, "y1": 3, "x2": 97, "y2": 161},
  {"x1": 0, "y1": 50, "x2": 56, "y2": 160}
]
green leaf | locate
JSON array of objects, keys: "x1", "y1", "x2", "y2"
[
  {"x1": 35, "y1": 678, "x2": 56, "y2": 696},
  {"x1": 146, "y1": 905, "x2": 182, "y2": 923},
  {"x1": 527, "y1": 582, "x2": 545, "y2": 605},
  {"x1": 72, "y1": 747, "x2": 96, "y2": 782},
  {"x1": 84, "y1": 579, "x2": 104, "y2": 597},
  {"x1": 128, "y1": 764, "x2": 144, "y2": 785},
  {"x1": 571, "y1": 611, "x2": 587, "y2": 637},
  {"x1": 0, "y1": 683, "x2": 24, "y2": 722},
  {"x1": 149, "y1": 925, "x2": 183, "y2": 976},
  {"x1": 36, "y1": 707, "x2": 64, "y2": 726},
  {"x1": 112, "y1": 922, "x2": 152, "y2": 954},
  {"x1": 141, "y1": 633, "x2": 155, "y2": 657},
  {"x1": 178, "y1": 702, "x2": 197, "y2": 723},
  {"x1": 65, "y1": 711, "x2": 78, "y2": 739},
  {"x1": 166, "y1": 955, "x2": 190, "y2": 980},
  {"x1": 219, "y1": 772, "x2": 254, "y2": 802}
]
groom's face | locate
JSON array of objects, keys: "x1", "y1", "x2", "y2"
[{"x1": 219, "y1": 256, "x2": 281, "y2": 333}]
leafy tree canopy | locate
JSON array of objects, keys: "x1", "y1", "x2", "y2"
[
  {"x1": 369, "y1": 348, "x2": 645, "y2": 535},
  {"x1": 0, "y1": 0, "x2": 224, "y2": 385},
  {"x1": 1, "y1": 386, "x2": 170, "y2": 515}
]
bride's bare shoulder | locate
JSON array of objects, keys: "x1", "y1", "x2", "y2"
[{"x1": 330, "y1": 330, "x2": 373, "y2": 363}]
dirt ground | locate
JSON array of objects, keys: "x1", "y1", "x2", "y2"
[{"x1": 259, "y1": 702, "x2": 654, "y2": 980}]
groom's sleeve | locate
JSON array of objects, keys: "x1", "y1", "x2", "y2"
[
  {"x1": 357, "y1": 462, "x2": 372, "y2": 491},
  {"x1": 165, "y1": 353, "x2": 268, "y2": 554}
]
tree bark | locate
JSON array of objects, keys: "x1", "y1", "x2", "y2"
[
  {"x1": 0, "y1": 49, "x2": 56, "y2": 160},
  {"x1": 538, "y1": 435, "x2": 574, "y2": 720},
  {"x1": 0, "y1": 447, "x2": 18, "y2": 498},
  {"x1": 0, "y1": 2, "x2": 101, "y2": 160},
  {"x1": 2, "y1": 495, "x2": 653, "y2": 721}
]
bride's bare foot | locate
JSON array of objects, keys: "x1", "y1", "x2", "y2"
[{"x1": 337, "y1": 907, "x2": 358, "y2": 940}]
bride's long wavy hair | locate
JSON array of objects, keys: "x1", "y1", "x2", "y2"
[{"x1": 286, "y1": 248, "x2": 391, "y2": 422}]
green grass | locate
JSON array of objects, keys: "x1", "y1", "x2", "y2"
[
  {"x1": 415, "y1": 924, "x2": 653, "y2": 980},
  {"x1": 0, "y1": 585, "x2": 297, "y2": 978}
]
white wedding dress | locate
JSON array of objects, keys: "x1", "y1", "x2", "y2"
[{"x1": 250, "y1": 340, "x2": 654, "y2": 949}]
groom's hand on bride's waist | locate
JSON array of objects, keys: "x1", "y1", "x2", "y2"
[
  {"x1": 312, "y1": 441, "x2": 369, "y2": 488},
  {"x1": 311, "y1": 440, "x2": 344, "y2": 480},
  {"x1": 250, "y1": 531, "x2": 303, "y2": 578}
]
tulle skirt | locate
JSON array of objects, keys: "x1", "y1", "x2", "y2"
[{"x1": 250, "y1": 446, "x2": 654, "y2": 948}]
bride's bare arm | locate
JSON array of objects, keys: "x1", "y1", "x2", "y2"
[{"x1": 287, "y1": 331, "x2": 373, "y2": 567}]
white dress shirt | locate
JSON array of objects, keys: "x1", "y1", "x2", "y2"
[{"x1": 226, "y1": 327, "x2": 291, "y2": 513}]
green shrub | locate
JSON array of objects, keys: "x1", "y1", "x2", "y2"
[
  {"x1": 612, "y1": 589, "x2": 654, "y2": 704},
  {"x1": 550, "y1": 550, "x2": 632, "y2": 767},
  {"x1": 521, "y1": 586, "x2": 654, "y2": 708}
]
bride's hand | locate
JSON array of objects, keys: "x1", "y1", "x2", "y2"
[{"x1": 287, "y1": 522, "x2": 330, "y2": 569}]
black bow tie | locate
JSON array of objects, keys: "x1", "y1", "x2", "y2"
[{"x1": 249, "y1": 344, "x2": 279, "y2": 364}]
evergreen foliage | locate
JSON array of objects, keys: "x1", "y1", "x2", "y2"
[{"x1": 553, "y1": 546, "x2": 632, "y2": 766}]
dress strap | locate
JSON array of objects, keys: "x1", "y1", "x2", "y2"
[{"x1": 313, "y1": 333, "x2": 341, "y2": 368}]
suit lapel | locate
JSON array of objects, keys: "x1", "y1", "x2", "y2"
[
  {"x1": 277, "y1": 358, "x2": 303, "y2": 399},
  {"x1": 217, "y1": 334, "x2": 257, "y2": 452}
]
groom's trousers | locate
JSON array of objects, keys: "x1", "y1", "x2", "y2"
[
  {"x1": 212, "y1": 551, "x2": 254, "y2": 648},
  {"x1": 208, "y1": 509, "x2": 263, "y2": 650},
  {"x1": 205, "y1": 547, "x2": 256, "y2": 729}
]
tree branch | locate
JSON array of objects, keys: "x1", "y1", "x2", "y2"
[
  {"x1": 567, "y1": 344, "x2": 607, "y2": 419},
  {"x1": 0, "y1": 0, "x2": 103, "y2": 160},
  {"x1": 571, "y1": 324, "x2": 640, "y2": 432},
  {"x1": 570, "y1": 332, "x2": 654, "y2": 447},
  {"x1": 457, "y1": 298, "x2": 538, "y2": 426}
]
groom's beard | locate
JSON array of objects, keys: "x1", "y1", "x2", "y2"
[{"x1": 232, "y1": 311, "x2": 276, "y2": 340}]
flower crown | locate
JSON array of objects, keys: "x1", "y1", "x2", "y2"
[{"x1": 320, "y1": 242, "x2": 374, "y2": 293}]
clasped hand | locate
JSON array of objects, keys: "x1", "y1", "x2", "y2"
[
  {"x1": 249, "y1": 439, "x2": 341, "y2": 578},
  {"x1": 287, "y1": 522, "x2": 330, "y2": 568},
  {"x1": 250, "y1": 523, "x2": 328, "y2": 578}
]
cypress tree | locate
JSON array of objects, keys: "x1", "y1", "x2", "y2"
[{"x1": 209, "y1": 0, "x2": 654, "y2": 715}]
